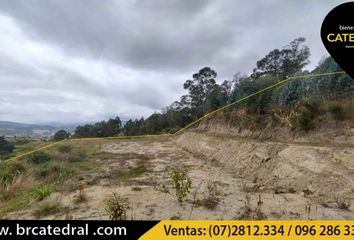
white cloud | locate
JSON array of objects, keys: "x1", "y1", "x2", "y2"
[{"x1": 0, "y1": 0, "x2": 347, "y2": 124}]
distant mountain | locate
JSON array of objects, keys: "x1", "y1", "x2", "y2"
[{"x1": 0, "y1": 121, "x2": 76, "y2": 137}]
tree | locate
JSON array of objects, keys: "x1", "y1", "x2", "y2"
[
  {"x1": 0, "y1": 136, "x2": 14, "y2": 155},
  {"x1": 205, "y1": 85, "x2": 227, "y2": 110},
  {"x1": 252, "y1": 37, "x2": 310, "y2": 80},
  {"x1": 74, "y1": 116, "x2": 122, "y2": 138},
  {"x1": 183, "y1": 67, "x2": 217, "y2": 118},
  {"x1": 232, "y1": 75, "x2": 274, "y2": 114},
  {"x1": 53, "y1": 130, "x2": 70, "y2": 141}
]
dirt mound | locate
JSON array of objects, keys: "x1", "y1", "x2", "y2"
[{"x1": 176, "y1": 131, "x2": 354, "y2": 206}]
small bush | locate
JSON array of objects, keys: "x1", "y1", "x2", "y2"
[
  {"x1": 288, "y1": 98, "x2": 324, "y2": 131},
  {"x1": 335, "y1": 196, "x2": 351, "y2": 210},
  {"x1": 34, "y1": 162, "x2": 74, "y2": 181},
  {"x1": 0, "y1": 162, "x2": 26, "y2": 182},
  {"x1": 105, "y1": 192, "x2": 129, "y2": 220},
  {"x1": 58, "y1": 145, "x2": 73, "y2": 153},
  {"x1": 0, "y1": 175, "x2": 32, "y2": 201},
  {"x1": 30, "y1": 185, "x2": 53, "y2": 201},
  {"x1": 67, "y1": 149, "x2": 86, "y2": 162},
  {"x1": 34, "y1": 202, "x2": 65, "y2": 218},
  {"x1": 7, "y1": 162, "x2": 26, "y2": 175},
  {"x1": 326, "y1": 102, "x2": 344, "y2": 121},
  {"x1": 29, "y1": 152, "x2": 51, "y2": 165},
  {"x1": 73, "y1": 184, "x2": 87, "y2": 204},
  {"x1": 0, "y1": 136, "x2": 15, "y2": 156},
  {"x1": 293, "y1": 108, "x2": 315, "y2": 131},
  {"x1": 302, "y1": 98, "x2": 322, "y2": 115},
  {"x1": 166, "y1": 165, "x2": 192, "y2": 203},
  {"x1": 194, "y1": 181, "x2": 220, "y2": 210}
]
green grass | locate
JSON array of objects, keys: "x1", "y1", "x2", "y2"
[
  {"x1": 71, "y1": 161, "x2": 102, "y2": 171},
  {"x1": 33, "y1": 202, "x2": 66, "y2": 218},
  {"x1": 30, "y1": 185, "x2": 53, "y2": 201},
  {"x1": 108, "y1": 165, "x2": 148, "y2": 180},
  {"x1": 0, "y1": 189, "x2": 32, "y2": 217}
]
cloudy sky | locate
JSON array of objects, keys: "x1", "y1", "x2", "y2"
[{"x1": 0, "y1": 0, "x2": 347, "y2": 124}]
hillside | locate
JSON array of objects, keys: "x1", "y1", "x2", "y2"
[{"x1": 1, "y1": 120, "x2": 353, "y2": 220}]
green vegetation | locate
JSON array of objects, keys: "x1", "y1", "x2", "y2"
[
  {"x1": 0, "y1": 136, "x2": 15, "y2": 156},
  {"x1": 0, "y1": 162, "x2": 26, "y2": 181},
  {"x1": 30, "y1": 185, "x2": 53, "y2": 201},
  {"x1": 75, "y1": 117, "x2": 122, "y2": 138},
  {"x1": 28, "y1": 152, "x2": 51, "y2": 165},
  {"x1": 105, "y1": 192, "x2": 129, "y2": 220},
  {"x1": 68, "y1": 37, "x2": 353, "y2": 137},
  {"x1": 0, "y1": 141, "x2": 102, "y2": 217},
  {"x1": 108, "y1": 165, "x2": 148, "y2": 180},
  {"x1": 166, "y1": 165, "x2": 192, "y2": 203},
  {"x1": 326, "y1": 102, "x2": 344, "y2": 121},
  {"x1": 34, "y1": 202, "x2": 65, "y2": 218},
  {"x1": 58, "y1": 144, "x2": 73, "y2": 153},
  {"x1": 53, "y1": 130, "x2": 70, "y2": 141}
]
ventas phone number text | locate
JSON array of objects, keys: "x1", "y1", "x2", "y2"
[{"x1": 207, "y1": 224, "x2": 354, "y2": 237}]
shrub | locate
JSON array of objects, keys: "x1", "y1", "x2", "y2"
[
  {"x1": 67, "y1": 149, "x2": 86, "y2": 162},
  {"x1": 58, "y1": 145, "x2": 73, "y2": 154},
  {"x1": 34, "y1": 162, "x2": 73, "y2": 181},
  {"x1": 73, "y1": 184, "x2": 87, "y2": 204},
  {"x1": 7, "y1": 162, "x2": 26, "y2": 175},
  {"x1": 166, "y1": 165, "x2": 192, "y2": 202},
  {"x1": 195, "y1": 181, "x2": 220, "y2": 210},
  {"x1": 0, "y1": 136, "x2": 14, "y2": 156},
  {"x1": 326, "y1": 102, "x2": 344, "y2": 121},
  {"x1": 291, "y1": 107, "x2": 315, "y2": 131},
  {"x1": 105, "y1": 192, "x2": 129, "y2": 220},
  {"x1": 30, "y1": 185, "x2": 53, "y2": 201},
  {"x1": 289, "y1": 99, "x2": 322, "y2": 132},
  {"x1": 29, "y1": 152, "x2": 51, "y2": 165},
  {"x1": 0, "y1": 162, "x2": 26, "y2": 182},
  {"x1": 34, "y1": 202, "x2": 65, "y2": 218},
  {"x1": 0, "y1": 175, "x2": 27, "y2": 201},
  {"x1": 53, "y1": 130, "x2": 70, "y2": 141}
]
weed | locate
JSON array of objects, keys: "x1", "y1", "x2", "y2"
[
  {"x1": 0, "y1": 175, "x2": 33, "y2": 201},
  {"x1": 105, "y1": 192, "x2": 129, "y2": 220},
  {"x1": 0, "y1": 162, "x2": 26, "y2": 182},
  {"x1": 334, "y1": 196, "x2": 351, "y2": 210},
  {"x1": 74, "y1": 184, "x2": 87, "y2": 204},
  {"x1": 34, "y1": 162, "x2": 74, "y2": 182},
  {"x1": 34, "y1": 202, "x2": 65, "y2": 218},
  {"x1": 30, "y1": 185, "x2": 53, "y2": 201},
  {"x1": 195, "y1": 181, "x2": 220, "y2": 210},
  {"x1": 28, "y1": 152, "x2": 51, "y2": 165},
  {"x1": 326, "y1": 102, "x2": 344, "y2": 121},
  {"x1": 290, "y1": 107, "x2": 315, "y2": 131},
  {"x1": 236, "y1": 194, "x2": 267, "y2": 220},
  {"x1": 109, "y1": 165, "x2": 148, "y2": 180},
  {"x1": 58, "y1": 145, "x2": 73, "y2": 153}
]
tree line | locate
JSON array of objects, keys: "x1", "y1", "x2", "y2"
[{"x1": 65, "y1": 37, "x2": 354, "y2": 138}]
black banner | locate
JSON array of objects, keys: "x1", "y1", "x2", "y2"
[{"x1": 0, "y1": 220, "x2": 159, "y2": 239}]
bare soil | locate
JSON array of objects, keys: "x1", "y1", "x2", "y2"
[{"x1": 4, "y1": 131, "x2": 354, "y2": 220}]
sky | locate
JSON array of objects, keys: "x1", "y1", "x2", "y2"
[{"x1": 0, "y1": 0, "x2": 347, "y2": 125}]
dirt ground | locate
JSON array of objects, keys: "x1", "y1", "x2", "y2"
[{"x1": 5, "y1": 131, "x2": 354, "y2": 220}]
